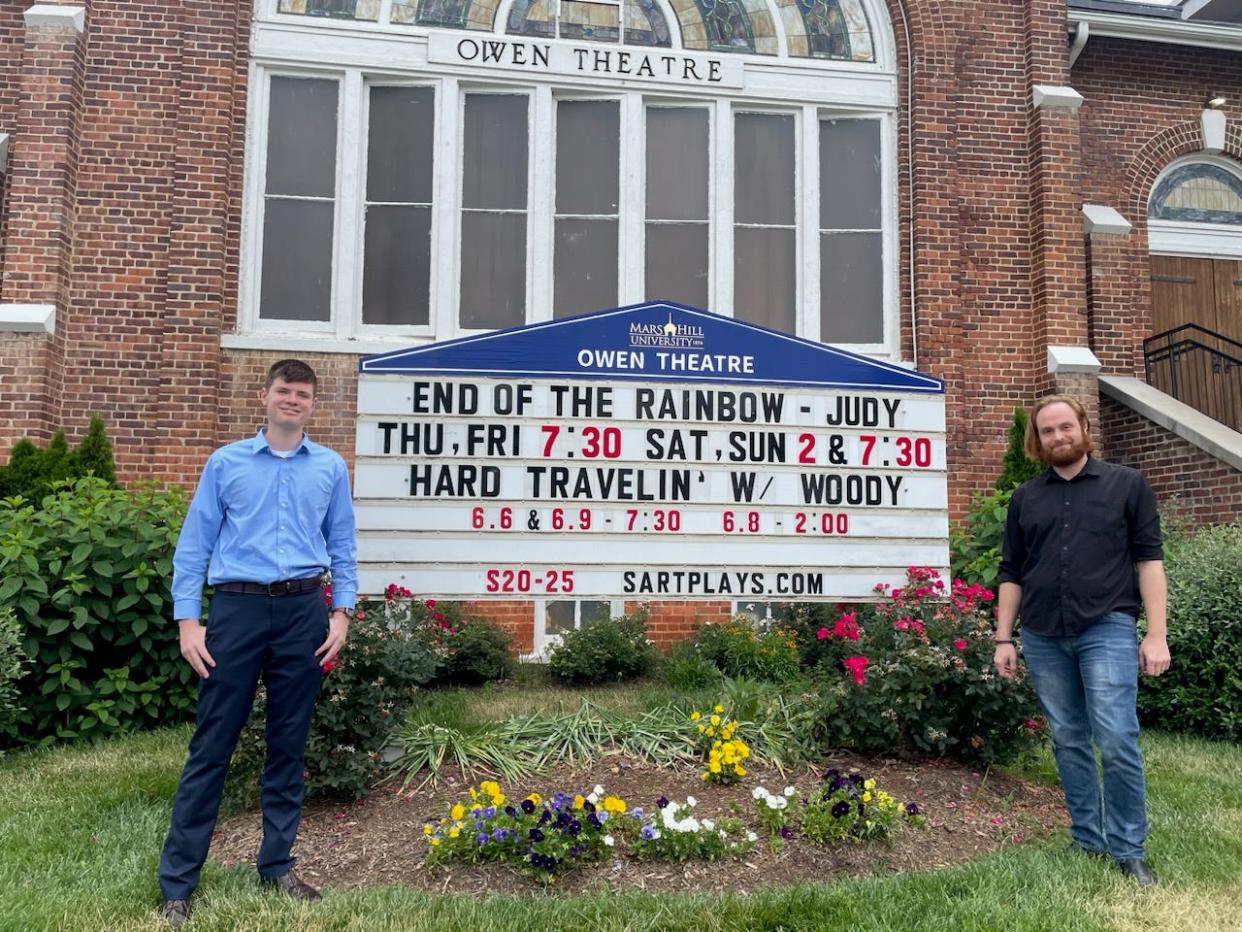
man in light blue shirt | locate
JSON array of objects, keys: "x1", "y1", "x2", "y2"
[{"x1": 158, "y1": 359, "x2": 356, "y2": 928}]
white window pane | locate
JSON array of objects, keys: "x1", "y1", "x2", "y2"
[
  {"x1": 734, "y1": 113, "x2": 795, "y2": 226},
  {"x1": 546, "y1": 600, "x2": 576, "y2": 635},
  {"x1": 646, "y1": 107, "x2": 708, "y2": 222},
  {"x1": 367, "y1": 86, "x2": 435, "y2": 204},
  {"x1": 645, "y1": 222, "x2": 709, "y2": 306},
  {"x1": 260, "y1": 199, "x2": 334, "y2": 322},
  {"x1": 460, "y1": 212, "x2": 526, "y2": 328},
  {"x1": 556, "y1": 100, "x2": 620, "y2": 215},
  {"x1": 555, "y1": 218, "x2": 618, "y2": 316},
  {"x1": 266, "y1": 77, "x2": 338, "y2": 198},
  {"x1": 363, "y1": 205, "x2": 431, "y2": 326},
  {"x1": 820, "y1": 119, "x2": 880, "y2": 230},
  {"x1": 734, "y1": 226, "x2": 796, "y2": 333},
  {"x1": 463, "y1": 95, "x2": 528, "y2": 211},
  {"x1": 821, "y1": 231, "x2": 882, "y2": 343}
]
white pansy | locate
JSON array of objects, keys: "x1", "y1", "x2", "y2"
[
  {"x1": 593, "y1": 784, "x2": 605, "y2": 796},
  {"x1": 651, "y1": 828, "x2": 661, "y2": 840},
  {"x1": 603, "y1": 835, "x2": 615, "y2": 847},
  {"x1": 686, "y1": 796, "x2": 697, "y2": 807},
  {"x1": 719, "y1": 829, "x2": 727, "y2": 838},
  {"x1": 746, "y1": 831, "x2": 758, "y2": 842},
  {"x1": 752, "y1": 787, "x2": 767, "y2": 800},
  {"x1": 587, "y1": 793, "x2": 599, "y2": 805},
  {"x1": 702, "y1": 818, "x2": 715, "y2": 830},
  {"x1": 784, "y1": 786, "x2": 797, "y2": 797}
]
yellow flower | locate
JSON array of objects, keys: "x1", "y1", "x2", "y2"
[
  {"x1": 713, "y1": 704, "x2": 725, "y2": 714},
  {"x1": 492, "y1": 792, "x2": 506, "y2": 806},
  {"x1": 864, "y1": 779, "x2": 876, "y2": 791},
  {"x1": 862, "y1": 792, "x2": 872, "y2": 802},
  {"x1": 430, "y1": 838, "x2": 441, "y2": 846},
  {"x1": 527, "y1": 793, "x2": 542, "y2": 805},
  {"x1": 735, "y1": 766, "x2": 747, "y2": 777},
  {"x1": 448, "y1": 827, "x2": 460, "y2": 838},
  {"x1": 705, "y1": 727, "x2": 715, "y2": 737},
  {"x1": 468, "y1": 787, "x2": 478, "y2": 800},
  {"x1": 573, "y1": 795, "x2": 585, "y2": 809},
  {"x1": 690, "y1": 711, "x2": 702, "y2": 722},
  {"x1": 422, "y1": 825, "x2": 434, "y2": 836},
  {"x1": 701, "y1": 771, "x2": 711, "y2": 781},
  {"x1": 450, "y1": 804, "x2": 465, "y2": 821},
  {"x1": 710, "y1": 761, "x2": 722, "y2": 773},
  {"x1": 480, "y1": 780, "x2": 500, "y2": 797},
  {"x1": 710, "y1": 715, "x2": 721, "y2": 726}
]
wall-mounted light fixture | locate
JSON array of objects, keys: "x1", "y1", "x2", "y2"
[{"x1": 1206, "y1": 94, "x2": 1228, "y2": 110}]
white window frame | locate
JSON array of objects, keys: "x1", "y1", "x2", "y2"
[
  {"x1": 529, "y1": 597, "x2": 626, "y2": 659},
  {"x1": 236, "y1": 0, "x2": 900, "y2": 357}
]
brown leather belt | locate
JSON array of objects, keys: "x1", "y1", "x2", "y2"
[{"x1": 215, "y1": 576, "x2": 324, "y2": 597}]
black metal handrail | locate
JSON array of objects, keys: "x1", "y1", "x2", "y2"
[{"x1": 1143, "y1": 325, "x2": 1242, "y2": 433}]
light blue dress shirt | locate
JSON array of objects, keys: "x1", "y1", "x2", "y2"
[{"x1": 172, "y1": 429, "x2": 358, "y2": 620}]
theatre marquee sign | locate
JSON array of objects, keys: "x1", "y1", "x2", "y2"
[{"x1": 355, "y1": 302, "x2": 947, "y2": 601}]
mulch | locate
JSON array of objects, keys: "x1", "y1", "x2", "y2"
[{"x1": 209, "y1": 752, "x2": 1068, "y2": 896}]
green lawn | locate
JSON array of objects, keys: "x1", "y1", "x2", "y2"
[{"x1": 1, "y1": 727, "x2": 1239, "y2": 932}]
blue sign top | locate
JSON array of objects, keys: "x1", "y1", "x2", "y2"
[{"x1": 359, "y1": 301, "x2": 943, "y2": 394}]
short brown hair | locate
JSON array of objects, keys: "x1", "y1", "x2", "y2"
[
  {"x1": 265, "y1": 358, "x2": 318, "y2": 394},
  {"x1": 1024, "y1": 394, "x2": 1093, "y2": 461}
]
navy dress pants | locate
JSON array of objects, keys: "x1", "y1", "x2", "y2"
[{"x1": 158, "y1": 588, "x2": 326, "y2": 900}]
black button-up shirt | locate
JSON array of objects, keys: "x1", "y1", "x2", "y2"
[{"x1": 998, "y1": 457, "x2": 1163, "y2": 637}]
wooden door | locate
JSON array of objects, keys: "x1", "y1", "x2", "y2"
[{"x1": 1149, "y1": 256, "x2": 1219, "y2": 418}]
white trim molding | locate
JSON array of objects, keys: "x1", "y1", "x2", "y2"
[
  {"x1": 1068, "y1": 8, "x2": 1242, "y2": 54},
  {"x1": 1082, "y1": 204, "x2": 1131, "y2": 236},
  {"x1": 0, "y1": 132, "x2": 9, "y2": 173},
  {"x1": 1047, "y1": 345, "x2": 1101, "y2": 375},
  {"x1": 1032, "y1": 85, "x2": 1084, "y2": 111},
  {"x1": 0, "y1": 303, "x2": 56, "y2": 334},
  {"x1": 1147, "y1": 219, "x2": 1242, "y2": 259},
  {"x1": 23, "y1": 4, "x2": 85, "y2": 33},
  {"x1": 1201, "y1": 108, "x2": 1226, "y2": 153}
]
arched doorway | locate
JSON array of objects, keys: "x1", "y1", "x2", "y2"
[{"x1": 1146, "y1": 156, "x2": 1242, "y2": 426}]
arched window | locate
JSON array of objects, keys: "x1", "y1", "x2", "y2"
[
  {"x1": 1150, "y1": 161, "x2": 1242, "y2": 225},
  {"x1": 249, "y1": 0, "x2": 897, "y2": 353}
]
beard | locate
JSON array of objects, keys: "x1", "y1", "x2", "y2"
[{"x1": 1041, "y1": 436, "x2": 1090, "y2": 466}]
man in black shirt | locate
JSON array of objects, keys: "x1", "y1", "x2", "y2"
[{"x1": 994, "y1": 395, "x2": 1169, "y2": 886}]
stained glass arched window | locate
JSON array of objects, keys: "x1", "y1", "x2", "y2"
[
  {"x1": 1150, "y1": 162, "x2": 1242, "y2": 225},
  {"x1": 777, "y1": 0, "x2": 873, "y2": 61},
  {"x1": 394, "y1": 0, "x2": 503, "y2": 29},
  {"x1": 507, "y1": 0, "x2": 672, "y2": 46},
  {"x1": 278, "y1": 0, "x2": 380, "y2": 20}
]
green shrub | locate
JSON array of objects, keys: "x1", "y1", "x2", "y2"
[
  {"x1": 228, "y1": 589, "x2": 442, "y2": 801},
  {"x1": 663, "y1": 641, "x2": 721, "y2": 691},
  {"x1": 547, "y1": 610, "x2": 659, "y2": 685},
  {"x1": 1138, "y1": 524, "x2": 1242, "y2": 742},
  {"x1": 788, "y1": 568, "x2": 1044, "y2": 767},
  {"x1": 949, "y1": 487, "x2": 1012, "y2": 589},
  {"x1": 0, "y1": 607, "x2": 27, "y2": 753},
  {"x1": 0, "y1": 477, "x2": 190, "y2": 746},
  {"x1": 996, "y1": 406, "x2": 1043, "y2": 492},
  {"x1": 436, "y1": 615, "x2": 512, "y2": 686},
  {"x1": 0, "y1": 417, "x2": 118, "y2": 502},
  {"x1": 689, "y1": 616, "x2": 802, "y2": 682}
]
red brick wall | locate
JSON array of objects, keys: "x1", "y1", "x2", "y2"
[{"x1": 1100, "y1": 395, "x2": 1242, "y2": 527}]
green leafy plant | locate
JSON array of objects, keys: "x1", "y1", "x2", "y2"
[
  {"x1": 662, "y1": 641, "x2": 721, "y2": 690},
  {"x1": 789, "y1": 568, "x2": 1045, "y2": 767},
  {"x1": 228, "y1": 587, "x2": 442, "y2": 801},
  {"x1": 688, "y1": 616, "x2": 803, "y2": 682},
  {"x1": 1138, "y1": 523, "x2": 1242, "y2": 741},
  {"x1": 800, "y1": 767, "x2": 923, "y2": 845},
  {"x1": 0, "y1": 607, "x2": 28, "y2": 753},
  {"x1": 435, "y1": 614, "x2": 512, "y2": 686},
  {"x1": 949, "y1": 487, "x2": 1013, "y2": 588},
  {"x1": 750, "y1": 784, "x2": 797, "y2": 847},
  {"x1": 0, "y1": 478, "x2": 190, "y2": 746},
  {"x1": 995, "y1": 406, "x2": 1043, "y2": 491},
  {"x1": 546, "y1": 609, "x2": 659, "y2": 685},
  {"x1": 0, "y1": 417, "x2": 118, "y2": 503}
]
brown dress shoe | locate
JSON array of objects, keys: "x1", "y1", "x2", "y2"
[
  {"x1": 265, "y1": 869, "x2": 322, "y2": 901},
  {"x1": 161, "y1": 898, "x2": 191, "y2": 928}
]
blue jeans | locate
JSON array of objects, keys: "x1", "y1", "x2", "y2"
[{"x1": 1021, "y1": 612, "x2": 1147, "y2": 861}]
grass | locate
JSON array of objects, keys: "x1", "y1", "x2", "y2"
[{"x1": 1, "y1": 723, "x2": 1239, "y2": 931}]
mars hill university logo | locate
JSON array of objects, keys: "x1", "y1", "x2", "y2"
[{"x1": 628, "y1": 312, "x2": 706, "y2": 350}]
